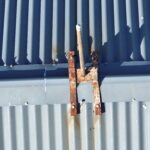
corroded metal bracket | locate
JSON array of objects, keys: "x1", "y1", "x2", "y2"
[
  {"x1": 68, "y1": 51, "x2": 101, "y2": 116},
  {"x1": 68, "y1": 51, "x2": 78, "y2": 116},
  {"x1": 77, "y1": 67, "x2": 101, "y2": 115}
]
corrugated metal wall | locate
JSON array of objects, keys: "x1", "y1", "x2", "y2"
[
  {"x1": 0, "y1": 0, "x2": 150, "y2": 66},
  {"x1": 0, "y1": 102, "x2": 149, "y2": 150},
  {"x1": 0, "y1": 1, "x2": 150, "y2": 150}
]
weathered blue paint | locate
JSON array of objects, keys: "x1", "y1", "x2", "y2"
[{"x1": 0, "y1": 0, "x2": 150, "y2": 66}]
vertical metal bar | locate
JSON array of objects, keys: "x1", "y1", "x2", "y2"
[
  {"x1": 76, "y1": 25, "x2": 85, "y2": 76},
  {"x1": 68, "y1": 51, "x2": 77, "y2": 116},
  {"x1": 14, "y1": 0, "x2": 22, "y2": 64},
  {"x1": 2, "y1": 0, "x2": 10, "y2": 65},
  {"x1": 39, "y1": 0, "x2": 46, "y2": 64},
  {"x1": 93, "y1": 77, "x2": 101, "y2": 115},
  {"x1": 91, "y1": 51, "x2": 101, "y2": 115}
]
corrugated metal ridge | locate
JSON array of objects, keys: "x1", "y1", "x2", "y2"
[
  {"x1": 0, "y1": 102, "x2": 149, "y2": 150},
  {"x1": 0, "y1": 0, "x2": 150, "y2": 66}
]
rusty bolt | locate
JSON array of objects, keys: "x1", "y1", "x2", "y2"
[
  {"x1": 96, "y1": 104, "x2": 99, "y2": 108},
  {"x1": 72, "y1": 105, "x2": 75, "y2": 109},
  {"x1": 95, "y1": 104, "x2": 101, "y2": 115},
  {"x1": 71, "y1": 104, "x2": 77, "y2": 116}
]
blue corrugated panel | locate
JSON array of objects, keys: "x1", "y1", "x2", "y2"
[
  {"x1": 0, "y1": 102, "x2": 150, "y2": 150},
  {"x1": 0, "y1": 0, "x2": 150, "y2": 66}
]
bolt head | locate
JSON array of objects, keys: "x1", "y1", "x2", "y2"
[
  {"x1": 72, "y1": 105, "x2": 75, "y2": 109},
  {"x1": 96, "y1": 104, "x2": 99, "y2": 108}
]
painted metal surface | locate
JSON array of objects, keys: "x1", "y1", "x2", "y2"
[
  {"x1": 0, "y1": 0, "x2": 150, "y2": 149},
  {"x1": 0, "y1": 77, "x2": 150, "y2": 106},
  {"x1": 1, "y1": 62, "x2": 150, "y2": 79},
  {"x1": 0, "y1": 0, "x2": 150, "y2": 66},
  {"x1": 0, "y1": 78, "x2": 93, "y2": 106},
  {"x1": 0, "y1": 102, "x2": 149, "y2": 150}
]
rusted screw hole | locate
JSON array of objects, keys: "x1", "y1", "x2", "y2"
[{"x1": 24, "y1": 101, "x2": 29, "y2": 105}]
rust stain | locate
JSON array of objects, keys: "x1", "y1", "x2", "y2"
[
  {"x1": 94, "y1": 114, "x2": 100, "y2": 123},
  {"x1": 95, "y1": 104, "x2": 101, "y2": 115},
  {"x1": 77, "y1": 68, "x2": 97, "y2": 82},
  {"x1": 90, "y1": 51, "x2": 99, "y2": 67},
  {"x1": 68, "y1": 111, "x2": 81, "y2": 150},
  {"x1": 68, "y1": 115, "x2": 80, "y2": 131},
  {"x1": 93, "y1": 112, "x2": 101, "y2": 128},
  {"x1": 93, "y1": 80, "x2": 101, "y2": 115},
  {"x1": 67, "y1": 104, "x2": 81, "y2": 137}
]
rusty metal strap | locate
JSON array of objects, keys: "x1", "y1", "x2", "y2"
[
  {"x1": 68, "y1": 51, "x2": 77, "y2": 116},
  {"x1": 92, "y1": 80, "x2": 101, "y2": 115}
]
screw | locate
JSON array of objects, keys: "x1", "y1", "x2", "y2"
[
  {"x1": 72, "y1": 105, "x2": 75, "y2": 109},
  {"x1": 96, "y1": 104, "x2": 99, "y2": 108},
  {"x1": 132, "y1": 98, "x2": 136, "y2": 102},
  {"x1": 143, "y1": 104, "x2": 147, "y2": 110},
  {"x1": 24, "y1": 101, "x2": 29, "y2": 105}
]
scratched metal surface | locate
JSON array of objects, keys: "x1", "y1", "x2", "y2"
[{"x1": 0, "y1": 0, "x2": 150, "y2": 66}]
